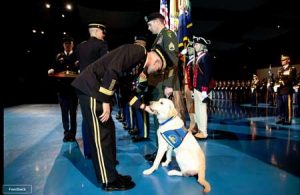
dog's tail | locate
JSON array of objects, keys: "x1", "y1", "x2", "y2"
[{"x1": 197, "y1": 155, "x2": 211, "y2": 193}]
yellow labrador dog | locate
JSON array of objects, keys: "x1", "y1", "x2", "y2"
[{"x1": 143, "y1": 98, "x2": 211, "y2": 193}]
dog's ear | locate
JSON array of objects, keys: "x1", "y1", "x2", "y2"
[
  {"x1": 168, "y1": 107, "x2": 178, "y2": 117},
  {"x1": 168, "y1": 102, "x2": 178, "y2": 117}
]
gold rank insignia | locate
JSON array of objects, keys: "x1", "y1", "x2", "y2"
[
  {"x1": 169, "y1": 42, "x2": 175, "y2": 51},
  {"x1": 167, "y1": 31, "x2": 172, "y2": 38}
]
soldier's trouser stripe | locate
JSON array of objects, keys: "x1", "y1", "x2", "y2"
[
  {"x1": 129, "y1": 106, "x2": 133, "y2": 128},
  {"x1": 288, "y1": 95, "x2": 292, "y2": 122},
  {"x1": 90, "y1": 97, "x2": 108, "y2": 184},
  {"x1": 143, "y1": 110, "x2": 148, "y2": 137}
]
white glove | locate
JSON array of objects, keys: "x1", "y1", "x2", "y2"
[
  {"x1": 273, "y1": 85, "x2": 280, "y2": 92},
  {"x1": 164, "y1": 87, "x2": 173, "y2": 98},
  {"x1": 200, "y1": 91, "x2": 208, "y2": 102},
  {"x1": 48, "y1": 69, "x2": 54, "y2": 75},
  {"x1": 293, "y1": 86, "x2": 299, "y2": 92},
  {"x1": 180, "y1": 48, "x2": 187, "y2": 55}
]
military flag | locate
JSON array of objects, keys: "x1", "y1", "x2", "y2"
[
  {"x1": 169, "y1": 0, "x2": 179, "y2": 32},
  {"x1": 177, "y1": 0, "x2": 192, "y2": 49}
]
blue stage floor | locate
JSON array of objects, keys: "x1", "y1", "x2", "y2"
[{"x1": 3, "y1": 101, "x2": 300, "y2": 195}]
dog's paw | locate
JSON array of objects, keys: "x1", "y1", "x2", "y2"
[
  {"x1": 203, "y1": 184, "x2": 211, "y2": 193},
  {"x1": 161, "y1": 160, "x2": 171, "y2": 167},
  {"x1": 143, "y1": 168, "x2": 154, "y2": 175},
  {"x1": 167, "y1": 170, "x2": 183, "y2": 176}
]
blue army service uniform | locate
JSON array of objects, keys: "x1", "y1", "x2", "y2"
[
  {"x1": 76, "y1": 37, "x2": 108, "y2": 71},
  {"x1": 51, "y1": 48, "x2": 79, "y2": 141},
  {"x1": 122, "y1": 67, "x2": 150, "y2": 141},
  {"x1": 71, "y1": 44, "x2": 153, "y2": 184},
  {"x1": 276, "y1": 61, "x2": 297, "y2": 124},
  {"x1": 75, "y1": 36, "x2": 108, "y2": 157}
]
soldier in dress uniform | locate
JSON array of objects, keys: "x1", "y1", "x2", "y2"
[
  {"x1": 274, "y1": 54, "x2": 297, "y2": 125},
  {"x1": 75, "y1": 22, "x2": 108, "y2": 158},
  {"x1": 71, "y1": 43, "x2": 171, "y2": 191},
  {"x1": 121, "y1": 36, "x2": 150, "y2": 142},
  {"x1": 144, "y1": 12, "x2": 185, "y2": 162},
  {"x1": 234, "y1": 80, "x2": 241, "y2": 103},
  {"x1": 294, "y1": 73, "x2": 300, "y2": 108},
  {"x1": 245, "y1": 80, "x2": 252, "y2": 103},
  {"x1": 76, "y1": 22, "x2": 108, "y2": 71},
  {"x1": 184, "y1": 47, "x2": 198, "y2": 132},
  {"x1": 221, "y1": 81, "x2": 226, "y2": 100},
  {"x1": 266, "y1": 67, "x2": 275, "y2": 106},
  {"x1": 192, "y1": 36, "x2": 214, "y2": 140},
  {"x1": 240, "y1": 80, "x2": 246, "y2": 104},
  {"x1": 251, "y1": 74, "x2": 260, "y2": 106},
  {"x1": 216, "y1": 80, "x2": 222, "y2": 99},
  {"x1": 48, "y1": 36, "x2": 79, "y2": 142}
]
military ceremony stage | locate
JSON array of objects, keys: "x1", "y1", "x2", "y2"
[{"x1": 3, "y1": 101, "x2": 300, "y2": 195}]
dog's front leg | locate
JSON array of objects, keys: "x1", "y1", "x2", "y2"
[
  {"x1": 162, "y1": 147, "x2": 172, "y2": 167},
  {"x1": 143, "y1": 147, "x2": 167, "y2": 175}
]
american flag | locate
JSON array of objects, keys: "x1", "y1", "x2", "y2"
[{"x1": 160, "y1": 0, "x2": 169, "y2": 29}]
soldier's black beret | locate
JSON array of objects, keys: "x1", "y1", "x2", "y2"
[{"x1": 144, "y1": 12, "x2": 165, "y2": 23}]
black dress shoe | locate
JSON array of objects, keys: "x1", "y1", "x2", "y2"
[
  {"x1": 123, "y1": 125, "x2": 132, "y2": 130},
  {"x1": 102, "y1": 178, "x2": 135, "y2": 191},
  {"x1": 63, "y1": 135, "x2": 75, "y2": 142},
  {"x1": 63, "y1": 131, "x2": 76, "y2": 142},
  {"x1": 118, "y1": 174, "x2": 132, "y2": 182},
  {"x1": 63, "y1": 131, "x2": 70, "y2": 142},
  {"x1": 115, "y1": 113, "x2": 123, "y2": 120},
  {"x1": 63, "y1": 136, "x2": 68, "y2": 142},
  {"x1": 144, "y1": 153, "x2": 152, "y2": 159},
  {"x1": 119, "y1": 118, "x2": 126, "y2": 122},
  {"x1": 144, "y1": 152, "x2": 166, "y2": 162},
  {"x1": 276, "y1": 119, "x2": 284, "y2": 124},
  {"x1": 132, "y1": 136, "x2": 149, "y2": 142},
  {"x1": 68, "y1": 136, "x2": 76, "y2": 142},
  {"x1": 128, "y1": 129, "x2": 138, "y2": 135}
]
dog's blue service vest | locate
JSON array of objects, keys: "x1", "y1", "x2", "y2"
[{"x1": 159, "y1": 116, "x2": 187, "y2": 149}]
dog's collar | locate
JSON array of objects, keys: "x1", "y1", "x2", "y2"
[{"x1": 159, "y1": 116, "x2": 176, "y2": 126}]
